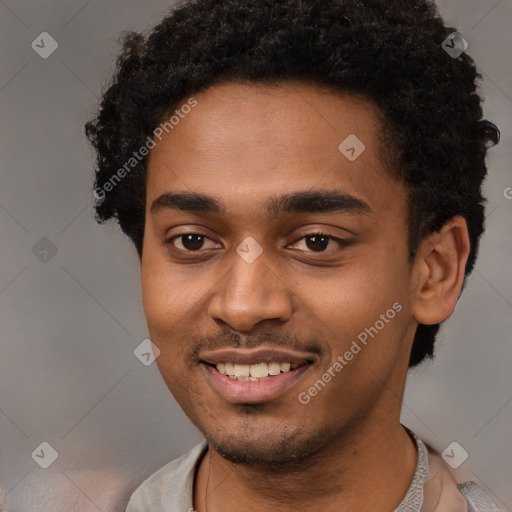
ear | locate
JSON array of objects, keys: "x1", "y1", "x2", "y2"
[{"x1": 410, "y1": 216, "x2": 471, "y2": 325}]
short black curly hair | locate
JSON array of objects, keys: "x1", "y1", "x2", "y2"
[{"x1": 85, "y1": 0, "x2": 499, "y2": 368}]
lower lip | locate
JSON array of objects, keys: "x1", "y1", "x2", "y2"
[{"x1": 201, "y1": 363, "x2": 312, "y2": 404}]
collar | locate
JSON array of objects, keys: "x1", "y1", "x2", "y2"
[{"x1": 395, "y1": 427, "x2": 430, "y2": 511}]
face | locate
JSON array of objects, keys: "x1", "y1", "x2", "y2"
[{"x1": 141, "y1": 81, "x2": 419, "y2": 466}]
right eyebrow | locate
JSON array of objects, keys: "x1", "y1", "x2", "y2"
[{"x1": 151, "y1": 191, "x2": 224, "y2": 215}]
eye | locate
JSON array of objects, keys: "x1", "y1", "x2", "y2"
[
  {"x1": 290, "y1": 232, "x2": 349, "y2": 253},
  {"x1": 165, "y1": 231, "x2": 350, "y2": 255},
  {"x1": 166, "y1": 233, "x2": 219, "y2": 252}
]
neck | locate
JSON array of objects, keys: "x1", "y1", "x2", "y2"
[{"x1": 193, "y1": 411, "x2": 417, "y2": 512}]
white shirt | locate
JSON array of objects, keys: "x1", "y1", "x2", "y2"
[{"x1": 125, "y1": 428, "x2": 501, "y2": 512}]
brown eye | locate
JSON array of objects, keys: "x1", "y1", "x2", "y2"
[
  {"x1": 292, "y1": 232, "x2": 348, "y2": 253},
  {"x1": 167, "y1": 233, "x2": 216, "y2": 251},
  {"x1": 304, "y1": 234, "x2": 330, "y2": 252}
]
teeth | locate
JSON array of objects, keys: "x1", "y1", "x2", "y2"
[
  {"x1": 233, "y1": 363, "x2": 250, "y2": 378},
  {"x1": 250, "y1": 363, "x2": 268, "y2": 378},
  {"x1": 268, "y1": 362, "x2": 281, "y2": 375},
  {"x1": 214, "y1": 361, "x2": 301, "y2": 380}
]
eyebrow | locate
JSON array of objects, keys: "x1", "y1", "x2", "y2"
[{"x1": 150, "y1": 189, "x2": 373, "y2": 217}]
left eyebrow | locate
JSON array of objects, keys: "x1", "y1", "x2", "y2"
[
  {"x1": 266, "y1": 189, "x2": 373, "y2": 216},
  {"x1": 150, "y1": 189, "x2": 374, "y2": 217}
]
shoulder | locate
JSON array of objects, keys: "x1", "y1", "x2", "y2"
[
  {"x1": 458, "y1": 481, "x2": 503, "y2": 512},
  {"x1": 125, "y1": 442, "x2": 208, "y2": 512},
  {"x1": 423, "y1": 442, "x2": 502, "y2": 512}
]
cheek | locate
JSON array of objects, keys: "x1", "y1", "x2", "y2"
[
  {"x1": 321, "y1": 254, "x2": 406, "y2": 322},
  {"x1": 141, "y1": 266, "x2": 172, "y2": 333},
  {"x1": 140, "y1": 244, "x2": 186, "y2": 339},
  {"x1": 140, "y1": 249, "x2": 214, "y2": 343},
  {"x1": 310, "y1": 244, "x2": 411, "y2": 367},
  {"x1": 140, "y1": 259, "x2": 205, "y2": 398}
]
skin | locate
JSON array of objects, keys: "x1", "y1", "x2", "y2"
[{"x1": 141, "y1": 81, "x2": 470, "y2": 512}]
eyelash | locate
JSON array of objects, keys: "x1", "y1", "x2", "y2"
[{"x1": 165, "y1": 231, "x2": 350, "y2": 255}]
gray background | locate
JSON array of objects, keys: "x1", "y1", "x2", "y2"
[{"x1": 0, "y1": 1, "x2": 510, "y2": 511}]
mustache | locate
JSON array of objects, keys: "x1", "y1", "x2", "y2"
[{"x1": 186, "y1": 329, "x2": 322, "y2": 361}]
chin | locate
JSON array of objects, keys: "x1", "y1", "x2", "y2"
[{"x1": 201, "y1": 415, "x2": 339, "y2": 468}]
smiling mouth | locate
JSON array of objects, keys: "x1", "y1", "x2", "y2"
[
  {"x1": 202, "y1": 361, "x2": 312, "y2": 381},
  {"x1": 199, "y1": 346, "x2": 318, "y2": 403}
]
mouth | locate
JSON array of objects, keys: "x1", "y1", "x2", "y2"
[
  {"x1": 199, "y1": 347, "x2": 317, "y2": 403},
  {"x1": 204, "y1": 360, "x2": 305, "y2": 381}
]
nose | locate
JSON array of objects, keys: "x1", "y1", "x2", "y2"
[{"x1": 207, "y1": 245, "x2": 293, "y2": 333}]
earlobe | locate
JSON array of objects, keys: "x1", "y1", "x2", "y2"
[{"x1": 411, "y1": 216, "x2": 471, "y2": 326}]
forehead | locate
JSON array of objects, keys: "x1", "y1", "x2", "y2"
[{"x1": 146, "y1": 81, "x2": 406, "y2": 219}]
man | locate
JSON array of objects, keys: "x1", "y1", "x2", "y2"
[{"x1": 85, "y1": 0, "x2": 502, "y2": 510}]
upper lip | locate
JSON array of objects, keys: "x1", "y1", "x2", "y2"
[{"x1": 199, "y1": 346, "x2": 318, "y2": 366}]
